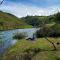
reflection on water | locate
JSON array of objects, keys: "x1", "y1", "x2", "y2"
[{"x1": 0, "y1": 28, "x2": 39, "y2": 53}]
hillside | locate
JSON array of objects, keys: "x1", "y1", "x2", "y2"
[
  {"x1": 0, "y1": 11, "x2": 32, "y2": 30},
  {"x1": 21, "y1": 16, "x2": 51, "y2": 27},
  {"x1": 21, "y1": 13, "x2": 60, "y2": 30}
]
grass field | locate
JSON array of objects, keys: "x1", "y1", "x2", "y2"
[
  {"x1": 1, "y1": 38, "x2": 60, "y2": 60},
  {"x1": 0, "y1": 11, "x2": 33, "y2": 30}
]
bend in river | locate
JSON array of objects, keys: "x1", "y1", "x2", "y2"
[{"x1": 0, "y1": 28, "x2": 39, "y2": 54}]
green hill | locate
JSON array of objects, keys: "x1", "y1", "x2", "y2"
[
  {"x1": 22, "y1": 12, "x2": 60, "y2": 31},
  {"x1": 0, "y1": 11, "x2": 32, "y2": 30},
  {"x1": 21, "y1": 16, "x2": 51, "y2": 27}
]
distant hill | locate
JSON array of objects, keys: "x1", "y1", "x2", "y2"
[
  {"x1": 0, "y1": 11, "x2": 32, "y2": 30},
  {"x1": 0, "y1": 11, "x2": 60, "y2": 30},
  {"x1": 21, "y1": 13, "x2": 60, "y2": 35},
  {"x1": 21, "y1": 16, "x2": 50, "y2": 27},
  {"x1": 21, "y1": 13, "x2": 60, "y2": 27}
]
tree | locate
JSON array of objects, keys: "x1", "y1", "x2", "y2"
[
  {"x1": 22, "y1": 16, "x2": 42, "y2": 27},
  {"x1": 54, "y1": 12, "x2": 60, "y2": 23},
  {"x1": 36, "y1": 24, "x2": 57, "y2": 50}
]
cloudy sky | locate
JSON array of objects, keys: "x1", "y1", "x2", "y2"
[{"x1": 0, "y1": 0, "x2": 60, "y2": 17}]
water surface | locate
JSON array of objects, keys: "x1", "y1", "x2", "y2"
[{"x1": 0, "y1": 28, "x2": 39, "y2": 53}]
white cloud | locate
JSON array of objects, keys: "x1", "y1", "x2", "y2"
[{"x1": 0, "y1": 2, "x2": 60, "y2": 17}]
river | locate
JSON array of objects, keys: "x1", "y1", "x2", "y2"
[{"x1": 0, "y1": 28, "x2": 39, "y2": 54}]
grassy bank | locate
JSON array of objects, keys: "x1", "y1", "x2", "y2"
[
  {"x1": 0, "y1": 11, "x2": 32, "y2": 30},
  {"x1": 2, "y1": 38, "x2": 60, "y2": 60},
  {"x1": 0, "y1": 25, "x2": 32, "y2": 31}
]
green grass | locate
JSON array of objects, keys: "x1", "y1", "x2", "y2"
[
  {"x1": 46, "y1": 22, "x2": 56, "y2": 27},
  {"x1": 0, "y1": 11, "x2": 32, "y2": 30},
  {"x1": 51, "y1": 23, "x2": 60, "y2": 33},
  {"x1": 2, "y1": 38, "x2": 60, "y2": 60}
]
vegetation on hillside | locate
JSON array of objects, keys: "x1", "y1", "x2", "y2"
[
  {"x1": 1, "y1": 12, "x2": 60, "y2": 60},
  {"x1": 0, "y1": 0, "x2": 60, "y2": 60},
  {"x1": 0, "y1": 11, "x2": 32, "y2": 30},
  {"x1": 36, "y1": 12, "x2": 60, "y2": 38},
  {"x1": 0, "y1": 11, "x2": 60, "y2": 30},
  {"x1": 13, "y1": 32, "x2": 27, "y2": 39},
  {"x1": 21, "y1": 16, "x2": 49, "y2": 27}
]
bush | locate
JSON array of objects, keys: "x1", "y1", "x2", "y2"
[
  {"x1": 36, "y1": 27, "x2": 51, "y2": 38},
  {"x1": 36, "y1": 26, "x2": 60, "y2": 38},
  {"x1": 13, "y1": 32, "x2": 27, "y2": 39}
]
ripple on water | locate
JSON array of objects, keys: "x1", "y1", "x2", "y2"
[{"x1": 0, "y1": 28, "x2": 39, "y2": 54}]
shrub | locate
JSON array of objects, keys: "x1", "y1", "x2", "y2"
[
  {"x1": 36, "y1": 27, "x2": 51, "y2": 38},
  {"x1": 13, "y1": 32, "x2": 27, "y2": 39},
  {"x1": 36, "y1": 26, "x2": 60, "y2": 38}
]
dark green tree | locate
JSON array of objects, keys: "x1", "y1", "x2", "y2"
[
  {"x1": 54, "y1": 12, "x2": 60, "y2": 23},
  {"x1": 23, "y1": 16, "x2": 41, "y2": 27}
]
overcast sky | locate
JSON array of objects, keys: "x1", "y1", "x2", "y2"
[{"x1": 0, "y1": 0, "x2": 60, "y2": 17}]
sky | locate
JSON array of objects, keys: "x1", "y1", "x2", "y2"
[{"x1": 0, "y1": 0, "x2": 60, "y2": 17}]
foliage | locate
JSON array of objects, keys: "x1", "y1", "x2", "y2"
[
  {"x1": 54, "y1": 12, "x2": 60, "y2": 23},
  {"x1": 36, "y1": 12, "x2": 60, "y2": 37},
  {"x1": 13, "y1": 32, "x2": 27, "y2": 39},
  {"x1": 0, "y1": 11, "x2": 32, "y2": 30},
  {"x1": 0, "y1": 11, "x2": 60, "y2": 30},
  {"x1": 2, "y1": 38, "x2": 60, "y2": 60},
  {"x1": 21, "y1": 12, "x2": 60, "y2": 27},
  {"x1": 36, "y1": 25, "x2": 60, "y2": 38},
  {"x1": 22, "y1": 16, "x2": 49, "y2": 27},
  {"x1": 22, "y1": 16, "x2": 40, "y2": 27}
]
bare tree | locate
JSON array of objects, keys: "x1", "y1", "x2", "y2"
[{"x1": 0, "y1": 0, "x2": 4, "y2": 5}]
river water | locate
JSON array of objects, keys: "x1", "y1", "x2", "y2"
[{"x1": 0, "y1": 28, "x2": 39, "y2": 54}]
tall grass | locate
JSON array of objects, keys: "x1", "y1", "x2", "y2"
[{"x1": 13, "y1": 32, "x2": 27, "y2": 39}]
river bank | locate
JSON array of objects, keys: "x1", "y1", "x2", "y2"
[
  {"x1": 1, "y1": 38, "x2": 60, "y2": 60},
  {"x1": 0, "y1": 28, "x2": 39, "y2": 54}
]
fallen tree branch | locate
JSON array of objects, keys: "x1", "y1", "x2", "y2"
[{"x1": 45, "y1": 37, "x2": 57, "y2": 50}]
